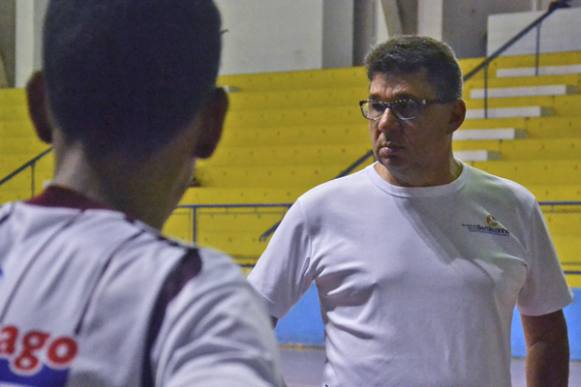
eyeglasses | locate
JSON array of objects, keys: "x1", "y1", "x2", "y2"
[{"x1": 359, "y1": 97, "x2": 452, "y2": 121}]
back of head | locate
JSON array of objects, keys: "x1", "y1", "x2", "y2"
[
  {"x1": 365, "y1": 35, "x2": 462, "y2": 101},
  {"x1": 43, "y1": 0, "x2": 222, "y2": 159}
]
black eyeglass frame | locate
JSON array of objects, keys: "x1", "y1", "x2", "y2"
[{"x1": 358, "y1": 97, "x2": 454, "y2": 121}]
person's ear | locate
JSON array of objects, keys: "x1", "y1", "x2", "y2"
[
  {"x1": 446, "y1": 99, "x2": 466, "y2": 134},
  {"x1": 193, "y1": 87, "x2": 228, "y2": 159},
  {"x1": 26, "y1": 71, "x2": 53, "y2": 144}
]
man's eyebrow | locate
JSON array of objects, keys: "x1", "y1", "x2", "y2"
[{"x1": 367, "y1": 92, "x2": 418, "y2": 100}]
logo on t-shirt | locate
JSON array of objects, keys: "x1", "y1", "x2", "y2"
[
  {"x1": 0, "y1": 324, "x2": 78, "y2": 386},
  {"x1": 462, "y1": 214, "x2": 510, "y2": 237}
]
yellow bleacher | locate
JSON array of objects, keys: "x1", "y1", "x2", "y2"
[
  {"x1": 0, "y1": 87, "x2": 52, "y2": 203},
  {"x1": 187, "y1": 50, "x2": 581, "y2": 286},
  {"x1": 1, "y1": 51, "x2": 580, "y2": 286}
]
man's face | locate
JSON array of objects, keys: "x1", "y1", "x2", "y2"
[{"x1": 367, "y1": 70, "x2": 461, "y2": 186}]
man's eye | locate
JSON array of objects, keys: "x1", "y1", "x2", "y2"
[
  {"x1": 394, "y1": 99, "x2": 417, "y2": 108},
  {"x1": 393, "y1": 99, "x2": 419, "y2": 115},
  {"x1": 370, "y1": 102, "x2": 386, "y2": 112}
]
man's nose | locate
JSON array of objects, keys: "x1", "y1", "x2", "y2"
[{"x1": 376, "y1": 107, "x2": 400, "y2": 133}]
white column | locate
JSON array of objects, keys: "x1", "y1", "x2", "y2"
[
  {"x1": 15, "y1": 0, "x2": 48, "y2": 87},
  {"x1": 417, "y1": 0, "x2": 443, "y2": 39},
  {"x1": 0, "y1": 0, "x2": 15, "y2": 87},
  {"x1": 322, "y1": 0, "x2": 354, "y2": 68},
  {"x1": 380, "y1": 0, "x2": 402, "y2": 37},
  {"x1": 375, "y1": 0, "x2": 389, "y2": 43}
]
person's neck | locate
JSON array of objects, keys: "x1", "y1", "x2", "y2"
[
  {"x1": 376, "y1": 157, "x2": 463, "y2": 187},
  {"x1": 51, "y1": 146, "x2": 178, "y2": 230}
]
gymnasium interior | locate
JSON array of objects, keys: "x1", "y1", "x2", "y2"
[{"x1": 1, "y1": 0, "x2": 580, "y2": 385}]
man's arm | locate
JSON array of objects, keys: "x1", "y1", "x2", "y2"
[{"x1": 521, "y1": 310, "x2": 569, "y2": 387}]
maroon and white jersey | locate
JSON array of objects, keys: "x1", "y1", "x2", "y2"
[{"x1": 0, "y1": 186, "x2": 282, "y2": 387}]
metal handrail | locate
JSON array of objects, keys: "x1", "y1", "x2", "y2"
[
  {"x1": 0, "y1": 147, "x2": 53, "y2": 196},
  {"x1": 335, "y1": 150, "x2": 374, "y2": 179},
  {"x1": 176, "y1": 203, "x2": 292, "y2": 243},
  {"x1": 462, "y1": 0, "x2": 570, "y2": 81},
  {"x1": 539, "y1": 200, "x2": 581, "y2": 206},
  {"x1": 181, "y1": 200, "x2": 581, "y2": 275}
]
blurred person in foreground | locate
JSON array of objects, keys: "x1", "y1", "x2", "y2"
[
  {"x1": 0, "y1": 0, "x2": 283, "y2": 386},
  {"x1": 249, "y1": 36, "x2": 571, "y2": 387}
]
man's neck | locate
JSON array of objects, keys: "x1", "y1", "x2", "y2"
[
  {"x1": 375, "y1": 157, "x2": 463, "y2": 187},
  {"x1": 51, "y1": 146, "x2": 179, "y2": 230}
]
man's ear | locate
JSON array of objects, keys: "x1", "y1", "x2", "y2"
[
  {"x1": 447, "y1": 99, "x2": 466, "y2": 134},
  {"x1": 26, "y1": 71, "x2": 53, "y2": 144},
  {"x1": 193, "y1": 87, "x2": 228, "y2": 159}
]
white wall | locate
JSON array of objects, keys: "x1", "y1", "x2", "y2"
[
  {"x1": 10, "y1": 0, "x2": 579, "y2": 82},
  {"x1": 487, "y1": 7, "x2": 581, "y2": 56},
  {"x1": 215, "y1": 0, "x2": 354, "y2": 75},
  {"x1": 417, "y1": 0, "x2": 443, "y2": 39},
  {"x1": 322, "y1": 0, "x2": 354, "y2": 68},
  {"x1": 441, "y1": 0, "x2": 532, "y2": 59}
]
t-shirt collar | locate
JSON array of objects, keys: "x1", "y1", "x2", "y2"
[
  {"x1": 366, "y1": 161, "x2": 467, "y2": 198},
  {"x1": 26, "y1": 185, "x2": 112, "y2": 211}
]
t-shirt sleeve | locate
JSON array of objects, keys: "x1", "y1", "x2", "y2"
[
  {"x1": 152, "y1": 252, "x2": 284, "y2": 387},
  {"x1": 517, "y1": 201, "x2": 573, "y2": 316},
  {"x1": 248, "y1": 199, "x2": 315, "y2": 319}
]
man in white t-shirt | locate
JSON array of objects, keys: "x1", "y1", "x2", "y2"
[
  {"x1": 0, "y1": 1, "x2": 283, "y2": 386},
  {"x1": 249, "y1": 36, "x2": 572, "y2": 386}
]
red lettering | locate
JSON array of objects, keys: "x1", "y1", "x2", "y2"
[
  {"x1": 14, "y1": 330, "x2": 49, "y2": 372},
  {"x1": 0, "y1": 325, "x2": 18, "y2": 357},
  {"x1": 47, "y1": 337, "x2": 77, "y2": 367},
  {"x1": 0, "y1": 325, "x2": 78, "y2": 374}
]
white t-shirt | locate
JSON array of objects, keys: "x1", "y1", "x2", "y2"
[
  {"x1": 249, "y1": 162, "x2": 572, "y2": 387},
  {"x1": 0, "y1": 186, "x2": 283, "y2": 387}
]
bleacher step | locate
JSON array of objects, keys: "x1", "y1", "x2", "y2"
[
  {"x1": 454, "y1": 150, "x2": 500, "y2": 162},
  {"x1": 465, "y1": 106, "x2": 549, "y2": 120},
  {"x1": 454, "y1": 128, "x2": 525, "y2": 141},
  {"x1": 470, "y1": 85, "x2": 576, "y2": 99},
  {"x1": 497, "y1": 64, "x2": 581, "y2": 78}
]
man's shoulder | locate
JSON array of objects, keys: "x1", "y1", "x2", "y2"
[
  {"x1": 465, "y1": 164, "x2": 536, "y2": 206},
  {"x1": 4, "y1": 200, "x2": 242, "y2": 273},
  {"x1": 3, "y1": 201, "x2": 198, "y2": 265},
  {"x1": 3, "y1": 201, "x2": 249, "y2": 313},
  {"x1": 195, "y1": 246, "x2": 248, "y2": 285}
]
